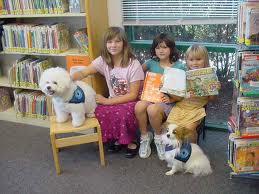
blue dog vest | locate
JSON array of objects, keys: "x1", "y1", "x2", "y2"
[
  {"x1": 69, "y1": 86, "x2": 85, "y2": 104},
  {"x1": 165, "y1": 142, "x2": 192, "y2": 163}
]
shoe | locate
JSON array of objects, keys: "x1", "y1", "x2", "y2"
[
  {"x1": 107, "y1": 141, "x2": 122, "y2": 153},
  {"x1": 125, "y1": 144, "x2": 139, "y2": 159},
  {"x1": 139, "y1": 132, "x2": 153, "y2": 158},
  {"x1": 154, "y1": 136, "x2": 165, "y2": 160}
]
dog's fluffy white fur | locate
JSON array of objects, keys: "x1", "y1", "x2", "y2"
[
  {"x1": 161, "y1": 123, "x2": 212, "y2": 177},
  {"x1": 40, "y1": 67, "x2": 96, "y2": 127}
]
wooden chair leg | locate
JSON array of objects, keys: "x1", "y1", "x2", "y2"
[
  {"x1": 50, "y1": 133, "x2": 61, "y2": 175},
  {"x1": 97, "y1": 126, "x2": 105, "y2": 166}
]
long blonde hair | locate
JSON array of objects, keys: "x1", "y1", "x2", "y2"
[
  {"x1": 185, "y1": 44, "x2": 210, "y2": 68},
  {"x1": 101, "y1": 26, "x2": 135, "y2": 68}
]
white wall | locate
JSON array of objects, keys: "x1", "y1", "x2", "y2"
[{"x1": 107, "y1": 0, "x2": 123, "y2": 27}]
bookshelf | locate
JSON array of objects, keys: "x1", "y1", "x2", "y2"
[
  {"x1": 227, "y1": 0, "x2": 259, "y2": 180},
  {"x1": 0, "y1": 0, "x2": 108, "y2": 127}
]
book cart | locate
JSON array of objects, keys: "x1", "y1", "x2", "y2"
[
  {"x1": 228, "y1": 0, "x2": 259, "y2": 179},
  {"x1": 0, "y1": 0, "x2": 108, "y2": 127}
]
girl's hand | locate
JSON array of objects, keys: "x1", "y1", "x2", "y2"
[
  {"x1": 71, "y1": 71, "x2": 84, "y2": 81},
  {"x1": 95, "y1": 94, "x2": 109, "y2": 105},
  {"x1": 161, "y1": 93, "x2": 171, "y2": 103}
]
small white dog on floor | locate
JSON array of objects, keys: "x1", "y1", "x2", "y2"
[
  {"x1": 161, "y1": 123, "x2": 212, "y2": 177},
  {"x1": 40, "y1": 67, "x2": 96, "y2": 127}
]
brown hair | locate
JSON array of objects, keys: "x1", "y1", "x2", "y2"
[
  {"x1": 150, "y1": 33, "x2": 180, "y2": 63},
  {"x1": 101, "y1": 26, "x2": 135, "y2": 68},
  {"x1": 185, "y1": 44, "x2": 210, "y2": 68}
]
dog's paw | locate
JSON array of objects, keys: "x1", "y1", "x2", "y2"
[{"x1": 165, "y1": 170, "x2": 174, "y2": 176}]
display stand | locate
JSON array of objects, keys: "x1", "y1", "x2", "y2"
[{"x1": 228, "y1": 0, "x2": 259, "y2": 180}]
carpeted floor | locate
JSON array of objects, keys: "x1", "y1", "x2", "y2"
[{"x1": 0, "y1": 120, "x2": 258, "y2": 194}]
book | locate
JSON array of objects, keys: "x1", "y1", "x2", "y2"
[
  {"x1": 240, "y1": 53, "x2": 259, "y2": 96},
  {"x1": 66, "y1": 55, "x2": 92, "y2": 85},
  {"x1": 237, "y1": 97, "x2": 259, "y2": 138},
  {"x1": 238, "y1": 2, "x2": 259, "y2": 45},
  {"x1": 69, "y1": 0, "x2": 85, "y2": 13},
  {"x1": 234, "y1": 138, "x2": 259, "y2": 173},
  {"x1": 160, "y1": 67, "x2": 219, "y2": 98},
  {"x1": 141, "y1": 72, "x2": 163, "y2": 103},
  {"x1": 73, "y1": 28, "x2": 88, "y2": 54}
]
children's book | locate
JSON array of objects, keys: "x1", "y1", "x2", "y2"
[
  {"x1": 237, "y1": 97, "x2": 259, "y2": 138},
  {"x1": 234, "y1": 138, "x2": 259, "y2": 172},
  {"x1": 160, "y1": 67, "x2": 219, "y2": 98},
  {"x1": 240, "y1": 53, "x2": 259, "y2": 96},
  {"x1": 66, "y1": 55, "x2": 92, "y2": 85},
  {"x1": 141, "y1": 72, "x2": 163, "y2": 103}
]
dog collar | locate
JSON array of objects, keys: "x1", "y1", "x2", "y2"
[
  {"x1": 165, "y1": 144, "x2": 175, "y2": 152},
  {"x1": 175, "y1": 142, "x2": 192, "y2": 163},
  {"x1": 69, "y1": 86, "x2": 85, "y2": 104}
]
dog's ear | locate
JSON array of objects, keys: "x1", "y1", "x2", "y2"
[
  {"x1": 161, "y1": 122, "x2": 169, "y2": 132},
  {"x1": 182, "y1": 128, "x2": 194, "y2": 142},
  {"x1": 174, "y1": 127, "x2": 185, "y2": 140}
]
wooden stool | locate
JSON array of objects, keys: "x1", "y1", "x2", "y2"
[{"x1": 49, "y1": 116, "x2": 105, "y2": 175}]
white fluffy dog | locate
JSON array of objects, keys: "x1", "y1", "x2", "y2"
[
  {"x1": 161, "y1": 123, "x2": 212, "y2": 177},
  {"x1": 40, "y1": 67, "x2": 96, "y2": 127}
]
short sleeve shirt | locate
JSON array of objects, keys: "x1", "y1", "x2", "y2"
[
  {"x1": 145, "y1": 59, "x2": 186, "y2": 74},
  {"x1": 92, "y1": 56, "x2": 144, "y2": 97}
]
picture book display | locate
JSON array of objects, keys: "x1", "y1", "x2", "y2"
[
  {"x1": 141, "y1": 72, "x2": 163, "y2": 103},
  {"x1": 160, "y1": 67, "x2": 219, "y2": 98},
  {"x1": 240, "y1": 53, "x2": 259, "y2": 96}
]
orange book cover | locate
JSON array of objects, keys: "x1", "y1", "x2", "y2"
[
  {"x1": 235, "y1": 143, "x2": 259, "y2": 172},
  {"x1": 66, "y1": 55, "x2": 90, "y2": 72},
  {"x1": 141, "y1": 72, "x2": 163, "y2": 103}
]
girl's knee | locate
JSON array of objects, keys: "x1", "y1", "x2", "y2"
[
  {"x1": 135, "y1": 101, "x2": 149, "y2": 114},
  {"x1": 147, "y1": 104, "x2": 164, "y2": 118}
]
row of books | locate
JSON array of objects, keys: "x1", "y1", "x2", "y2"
[
  {"x1": 237, "y1": 1, "x2": 259, "y2": 46},
  {"x1": 13, "y1": 89, "x2": 48, "y2": 119},
  {"x1": 2, "y1": 23, "x2": 70, "y2": 53},
  {"x1": 8, "y1": 56, "x2": 51, "y2": 88},
  {"x1": 141, "y1": 67, "x2": 219, "y2": 103},
  {"x1": 0, "y1": 0, "x2": 69, "y2": 15},
  {"x1": 228, "y1": 133, "x2": 259, "y2": 173}
]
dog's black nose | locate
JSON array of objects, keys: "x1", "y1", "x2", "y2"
[
  {"x1": 167, "y1": 134, "x2": 170, "y2": 138},
  {"x1": 47, "y1": 86, "x2": 51, "y2": 90}
]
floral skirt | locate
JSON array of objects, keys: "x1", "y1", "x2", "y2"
[{"x1": 95, "y1": 101, "x2": 138, "y2": 145}]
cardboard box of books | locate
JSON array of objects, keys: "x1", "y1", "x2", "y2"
[{"x1": 160, "y1": 67, "x2": 219, "y2": 98}]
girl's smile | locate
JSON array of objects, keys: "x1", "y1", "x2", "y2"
[
  {"x1": 106, "y1": 36, "x2": 123, "y2": 56},
  {"x1": 186, "y1": 54, "x2": 205, "y2": 70}
]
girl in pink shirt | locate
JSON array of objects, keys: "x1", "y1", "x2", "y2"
[{"x1": 72, "y1": 27, "x2": 144, "y2": 158}]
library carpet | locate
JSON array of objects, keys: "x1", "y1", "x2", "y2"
[{"x1": 0, "y1": 120, "x2": 258, "y2": 194}]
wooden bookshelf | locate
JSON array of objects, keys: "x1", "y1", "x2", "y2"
[
  {"x1": 0, "y1": 107, "x2": 49, "y2": 128},
  {"x1": 0, "y1": 13, "x2": 86, "y2": 18},
  {"x1": 0, "y1": 48, "x2": 88, "y2": 57},
  {"x1": 0, "y1": 0, "x2": 108, "y2": 127}
]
